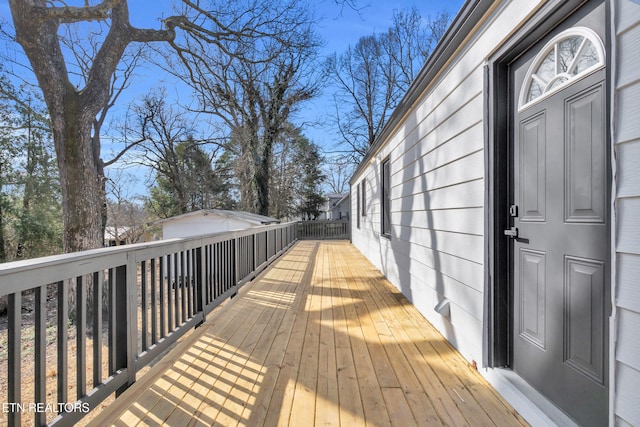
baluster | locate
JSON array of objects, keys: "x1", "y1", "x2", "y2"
[
  {"x1": 8, "y1": 292, "x2": 21, "y2": 427},
  {"x1": 93, "y1": 271, "x2": 102, "y2": 387}
]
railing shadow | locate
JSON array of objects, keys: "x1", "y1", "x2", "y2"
[
  {"x1": 90, "y1": 241, "x2": 524, "y2": 426},
  {"x1": 0, "y1": 222, "x2": 298, "y2": 427}
]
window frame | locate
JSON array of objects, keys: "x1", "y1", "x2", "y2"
[
  {"x1": 518, "y1": 26, "x2": 605, "y2": 111},
  {"x1": 356, "y1": 184, "x2": 361, "y2": 229},
  {"x1": 381, "y1": 157, "x2": 391, "y2": 238},
  {"x1": 361, "y1": 179, "x2": 367, "y2": 217}
]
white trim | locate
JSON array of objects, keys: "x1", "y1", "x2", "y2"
[
  {"x1": 482, "y1": 368, "x2": 580, "y2": 427},
  {"x1": 608, "y1": 2, "x2": 618, "y2": 426},
  {"x1": 518, "y1": 27, "x2": 606, "y2": 111}
]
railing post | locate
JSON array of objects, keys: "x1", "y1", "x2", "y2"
[
  {"x1": 127, "y1": 255, "x2": 138, "y2": 387},
  {"x1": 114, "y1": 255, "x2": 137, "y2": 396},
  {"x1": 196, "y1": 246, "x2": 205, "y2": 322},
  {"x1": 114, "y1": 264, "x2": 127, "y2": 395}
]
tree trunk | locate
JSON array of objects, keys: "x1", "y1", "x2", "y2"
[
  {"x1": 254, "y1": 139, "x2": 272, "y2": 217},
  {"x1": 8, "y1": 0, "x2": 174, "y2": 253},
  {"x1": 0, "y1": 187, "x2": 6, "y2": 264},
  {"x1": 54, "y1": 96, "x2": 105, "y2": 252},
  {"x1": 53, "y1": 99, "x2": 104, "y2": 321}
]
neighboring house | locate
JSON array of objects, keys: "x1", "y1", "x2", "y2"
[
  {"x1": 330, "y1": 193, "x2": 350, "y2": 220},
  {"x1": 104, "y1": 226, "x2": 150, "y2": 246},
  {"x1": 104, "y1": 226, "x2": 128, "y2": 246},
  {"x1": 319, "y1": 193, "x2": 347, "y2": 220},
  {"x1": 157, "y1": 209, "x2": 280, "y2": 239},
  {"x1": 350, "y1": 1, "x2": 639, "y2": 426}
]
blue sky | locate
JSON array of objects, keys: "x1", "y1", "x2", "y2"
[
  {"x1": 122, "y1": 0, "x2": 466, "y2": 146},
  {"x1": 0, "y1": 0, "x2": 465, "y2": 194}
]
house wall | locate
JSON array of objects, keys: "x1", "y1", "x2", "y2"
[
  {"x1": 612, "y1": 1, "x2": 640, "y2": 425},
  {"x1": 351, "y1": 0, "x2": 547, "y2": 364},
  {"x1": 331, "y1": 198, "x2": 351, "y2": 220},
  {"x1": 351, "y1": 0, "x2": 640, "y2": 423},
  {"x1": 163, "y1": 216, "x2": 253, "y2": 239}
]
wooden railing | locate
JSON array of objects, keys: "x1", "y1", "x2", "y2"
[
  {"x1": 0, "y1": 222, "x2": 297, "y2": 427},
  {"x1": 297, "y1": 220, "x2": 351, "y2": 240}
]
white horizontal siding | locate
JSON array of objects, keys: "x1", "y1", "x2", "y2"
[
  {"x1": 396, "y1": 179, "x2": 485, "y2": 212},
  {"x1": 614, "y1": 1, "x2": 640, "y2": 425},
  {"x1": 617, "y1": 253, "x2": 640, "y2": 312},
  {"x1": 391, "y1": 238, "x2": 485, "y2": 297},
  {"x1": 616, "y1": 140, "x2": 640, "y2": 198},
  {"x1": 616, "y1": 197, "x2": 640, "y2": 255},
  {"x1": 616, "y1": 0, "x2": 640, "y2": 34},
  {"x1": 616, "y1": 309, "x2": 640, "y2": 370},
  {"x1": 391, "y1": 207, "x2": 484, "y2": 236},
  {"x1": 351, "y1": 0, "x2": 545, "y2": 365},
  {"x1": 614, "y1": 363, "x2": 640, "y2": 426},
  {"x1": 391, "y1": 150, "x2": 485, "y2": 200},
  {"x1": 394, "y1": 225, "x2": 484, "y2": 264},
  {"x1": 391, "y1": 71, "x2": 485, "y2": 167},
  {"x1": 615, "y1": 82, "x2": 640, "y2": 144},
  {"x1": 616, "y1": 23, "x2": 640, "y2": 89},
  {"x1": 393, "y1": 119, "x2": 484, "y2": 188}
]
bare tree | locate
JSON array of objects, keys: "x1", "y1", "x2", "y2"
[
  {"x1": 382, "y1": 7, "x2": 451, "y2": 93},
  {"x1": 105, "y1": 169, "x2": 147, "y2": 245},
  {"x1": 327, "y1": 7, "x2": 452, "y2": 163},
  {"x1": 162, "y1": 0, "x2": 322, "y2": 216},
  {"x1": 324, "y1": 154, "x2": 355, "y2": 195},
  {"x1": 327, "y1": 34, "x2": 399, "y2": 161},
  {"x1": 6, "y1": 0, "x2": 307, "y2": 253},
  {"x1": 123, "y1": 89, "x2": 230, "y2": 217}
]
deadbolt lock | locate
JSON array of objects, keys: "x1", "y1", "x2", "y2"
[{"x1": 504, "y1": 227, "x2": 519, "y2": 238}]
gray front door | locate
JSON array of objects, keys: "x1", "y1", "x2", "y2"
[{"x1": 509, "y1": 3, "x2": 609, "y2": 425}]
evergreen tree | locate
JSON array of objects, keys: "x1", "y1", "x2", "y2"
[
  {"x1": 296, "y1": 140, "x2": 326, "y2": 221},
  {"x1": 0, "y1": 73, "x2": 62, "y2": 261},
  {"x1": 145, "y1": 139, "x2": 234, "y2": 219}
]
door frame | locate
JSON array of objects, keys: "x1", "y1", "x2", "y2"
[{"x1": 483, "y1": 0, "x2": 611, "y2": 369}]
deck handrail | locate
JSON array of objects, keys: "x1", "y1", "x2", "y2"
[
  {"x1": 0, "y1": 222, "x2": 298, "y2": 427},
  {"x1": 297, "y1": 219, "x2": 351, "y2": 240}
]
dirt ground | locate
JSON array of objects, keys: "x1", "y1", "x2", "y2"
[{"x1": 0, "y1": 287, "x2": 200, "y2": 427}]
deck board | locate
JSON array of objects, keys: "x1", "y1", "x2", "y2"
[{"x1": 88, "y1": 241, "x2": 528, "y2": 427}]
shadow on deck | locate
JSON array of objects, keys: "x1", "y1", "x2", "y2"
[{"x1": 89, "y1": 241, "x2": 527, "y2": 427}]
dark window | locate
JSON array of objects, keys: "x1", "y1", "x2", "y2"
[
  {"x1": 356, "y1": 184, "x2": 361, "y2": 229},
  {"x1": 361, "y1": 180, "x2": 366, "y2": 217},
  {"x1": 381, "y1": 157, "x2": 391, "y2": 237}
]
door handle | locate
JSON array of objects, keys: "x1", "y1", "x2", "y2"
[{"x1": 504, "y1": 227, "x2": 519, "y2": 238}]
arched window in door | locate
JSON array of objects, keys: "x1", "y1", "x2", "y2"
[{"x1": 519, "y1": 27, "x2": 605, "y2": 110}]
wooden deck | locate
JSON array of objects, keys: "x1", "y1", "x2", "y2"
[{"x1": 89, "y1": 241, "x2": 528, "y2": 427}]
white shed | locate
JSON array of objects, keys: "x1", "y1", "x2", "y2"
[
  {"x1": 350, "y1": 0, "x2": 640, "y2": 426},
  {"x1": 157, "y1": 209, "x2": 279, "y2": 239}
]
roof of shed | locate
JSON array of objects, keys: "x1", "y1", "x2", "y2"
[{"x1": 154, "y1": 209, "x2": 280, "y2": 226}]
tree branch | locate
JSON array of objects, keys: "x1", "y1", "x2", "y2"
[{"x1": 35, "y1": 0, "x2": 125, "y2": 24}]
